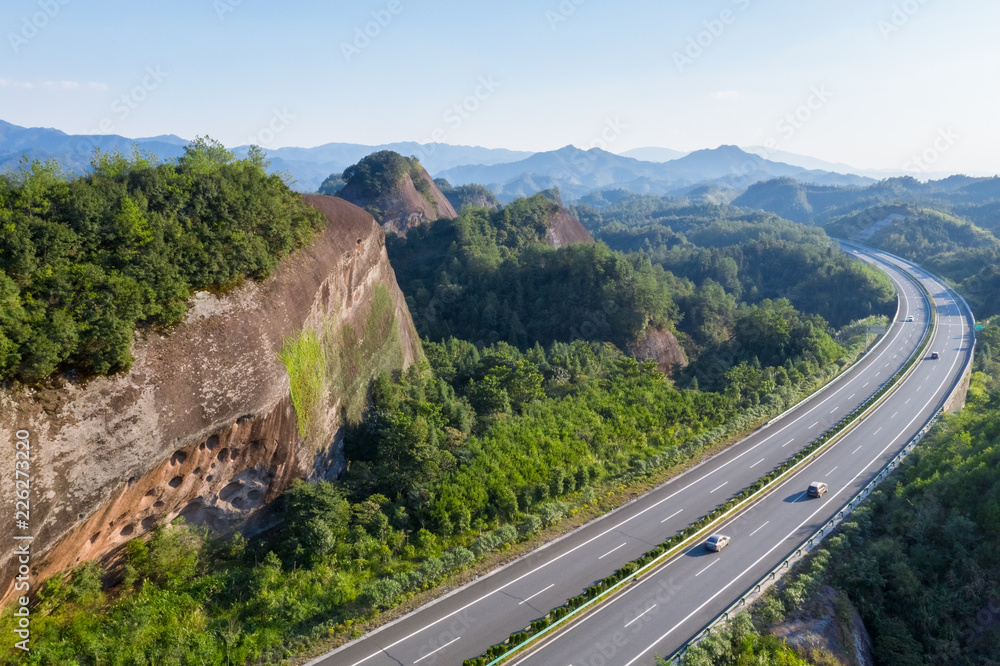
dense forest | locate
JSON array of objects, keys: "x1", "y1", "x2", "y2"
[
  {"x1": 0, "y1": 141, "x2": 325, "y2": 384},
  {"x1": 572, "y1": 197, "x2": 896, "y2": 330}
]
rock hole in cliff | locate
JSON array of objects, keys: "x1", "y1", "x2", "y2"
[
  {"x1": 171, "y1": 451, "x2": 187, "y2": 466},
  {"x1": 206, "y1": 435, "x2": 219, "y2": 451},
  {"x1": 140, "y1": 517, "x2": 157, "y2": 531},
  {"x1": 127, "y1": 476, "x2": 136, "y2": 487},
  {"x1": 168, "y1": 475, "x2": 184, "y2": 488},
  {"x1": 231, "y1": 496, "x2": 246, "y2": 509},
  {"x1": 219, "y1": 481, "x2": 243, "y2": 502},
  {"x1": 178, "y1": 501, "x2": 201, "y2": 524},
  {"x1": 247, "y1": 489, "x2": 263, "y2": 504},
  {"x1": 120, "y1": 524, "x2": 135, "y2": 537},
  {"x1": 153, "y1": 501, "x2": 165, "y2": 509},
  {"x1": 199, "y1": 442, "x2": 206, "y2": 451},
  {"x1": 237, "y1": 414, "x2": 253, "y2": 425},
  {"x1": 217, "y1": 448, "x2": 229, "y2": 462},
  {"x1": 194, "y1": 467, "x2": 202, "y2": 475},
  {"x1": 144, "y1": 488, "x2": 157, "y2": 497},
  {"x1": 90, "y1": 532, "x2": 100, "y2": 544},
  {"x1": 205, "y1": 475, "x2": 214, "y2": 482},
  {"x1": 78, "y1": 513, "x2": 85, "y2": 520}
]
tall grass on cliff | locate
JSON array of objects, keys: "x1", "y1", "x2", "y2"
[
  {"x1": 279, "y1": 285, "x2": 406, "y2": 439},
  {"x1": 0, "y1": 139, "x2": 326, "y2": 384}
]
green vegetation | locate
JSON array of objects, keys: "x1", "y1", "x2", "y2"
[
  {"x1": 279, "y1": 330, "x2": 326, "y2": 438},
  {"x1": 672, "y1": 613, "x2": 819, "y2": 665},
  {"x1": 825, "y1": 203, "x2": 1000, "y2": 317},
  {"x1": 434, "y1": 179, "x2": 501, "y2": 211},
  {"x1": 573, "y1": 197, "x2": 896, "y2": 331},
  {"x1": 339, "y1": 150, "x2": 436, "y2": 209},
  {"x1": 0, "y1": 140, "x2": 325, "y2": 384},
  {"x1": 388, "y1": 194, "x2": 680, "y2": 352}
]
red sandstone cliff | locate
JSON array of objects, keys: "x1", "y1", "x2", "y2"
[{"x1": 0, "y1": 195, "x2": 422, "y2": 605}]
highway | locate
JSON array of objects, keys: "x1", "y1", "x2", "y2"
[{"x1": 312, "y1": 246, "x2": 972, "y2": 666}]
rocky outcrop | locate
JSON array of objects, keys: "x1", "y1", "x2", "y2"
[
  {"x1": 339, "y1": 164, "x2": 457, "y2": 235},
  {"x1": 630, "y1": 326, "x2": 688, "y2": 374},
  {"x1": 771, "y1": 586, "x2": 874, "y2": 666},
  {"x1": 546, "y1": 209, "x2": 595, "y2": 248},
  {"x1": 0, "y1": 195, "x2": 422, "y2": 605}
]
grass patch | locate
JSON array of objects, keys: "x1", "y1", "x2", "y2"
[
  {"x1": 281, "y1": 285, "x2": 408, "y2": 437},
  {"x1": 279, "y1": 330, "x2": 326, "y2": 438}
]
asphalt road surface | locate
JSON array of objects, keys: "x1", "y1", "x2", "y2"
[{"x1": 312, "y1": 245, "x2": 973, "y2": 666}]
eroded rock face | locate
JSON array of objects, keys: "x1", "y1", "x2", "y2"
[
  {"x1": 546, "y1": 210, "x2": 595, "y2": 248},
  {"x1": 630, "y1": 327, "x2": 688, "y2": 374},
  {"x1": 0, "y1": 195, "x2": 422, "y2": 605},
  {"x1": 338, "y1": 165, "x2": 457, "y2": 235}
]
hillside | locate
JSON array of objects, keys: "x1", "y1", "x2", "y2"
[
  {"x1": 0, "y1": 156, "x2": 423, "y2": 607},
  {"x1": 336, "y1": 150, "x2": 457, "y2": 234},
  {"x1": 734, "y1": 175, "x2": 1000, "y2": 225}
]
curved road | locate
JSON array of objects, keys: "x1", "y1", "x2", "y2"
[{"x1": 313, "y1": 246, "x2": 973, "y2": 666}]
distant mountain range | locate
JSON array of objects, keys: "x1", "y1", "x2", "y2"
[
  {"x1": 437, "y1": 144, "x2": 873, "y2": 202},
  {"x1": 1, "y1": 119, "x2": 969, "y2": 203}
]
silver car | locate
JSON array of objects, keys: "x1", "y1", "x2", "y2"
[{"x1": 705, "y1": 534, "x2": 731, "y2": 552}]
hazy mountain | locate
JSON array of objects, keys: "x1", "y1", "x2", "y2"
[
  {"x1": 0, "y1": 120, "x2": 532, "y2": 192},
  {"x1": 439, "y1": 145, "x2": 873, "y2": 202},
  {"x1": 232, "y1": 141, "x2": 533, "y2": 192},
  {"x1": 0, "y1": 119, "x2": 188, "y2": 174},
  {"x1": 619, "y1": 147, "x2": 688, "y2": 162}
]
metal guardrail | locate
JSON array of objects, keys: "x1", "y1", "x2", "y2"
[
  {"x1": 668, "y1": 247, "x2": 978, "y2": 664},
  {"x1": 667, "y1": 406, "x2": 945, "y2": 664}
]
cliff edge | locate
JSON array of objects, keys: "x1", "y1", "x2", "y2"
[{"x1": 0, "y1": 195, "x2": 421, "y2": 604}]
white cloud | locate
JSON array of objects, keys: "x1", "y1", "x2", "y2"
[
  {"x1": 710, "y1": 90, "x2": 741, "y2": 101},
  {"x1": 0, "y1": 78, "x2": 106, "y2": 91}
]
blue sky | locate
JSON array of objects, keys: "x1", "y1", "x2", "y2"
[{"x1": 1, "y1": 0, "x2": 997, "y2": 174}]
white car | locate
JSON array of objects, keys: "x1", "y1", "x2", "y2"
[
  {"x1": 905, "y1": 315, "x2": 914, "y2": 322},
  {"x1": 705, "y1": 534, "x2": 731, "y2": 552}
]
